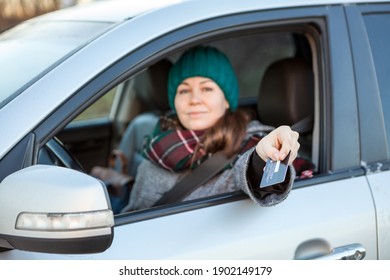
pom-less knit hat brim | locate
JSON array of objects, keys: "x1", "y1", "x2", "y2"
[{"x1": 167, "y1": 46, "x2": 239, "y2": 111}]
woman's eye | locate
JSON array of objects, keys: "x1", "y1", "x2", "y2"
[
  {"x1": 178, "y1": 88, "x2": 189, "y2": 94},
  {"x1": 202, "y1": 87, "x2": 214, "y2": 92}
]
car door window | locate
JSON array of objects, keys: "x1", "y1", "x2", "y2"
[
  {"x1": 47, "y1": 27, "x2": 317, "y2": 216},
  {"x1": 73, "y1": 87, "x2": 117, "y2": 122},
  {"x1": 363, "y1": 12, "x2": 390, "y2": 156}
]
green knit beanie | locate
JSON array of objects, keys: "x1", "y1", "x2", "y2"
[{"x1": 168, "y1": 46, "x2": 239, "y2": 111}]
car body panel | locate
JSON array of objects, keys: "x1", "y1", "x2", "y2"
[
  {"x1": 366, "y1": 170, "x2": 390, "y2": 260},
  {"x1": 1, "y1": 176, "x2": 376, "y2": 259}
]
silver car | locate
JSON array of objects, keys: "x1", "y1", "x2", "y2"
[{"x1": 0, "y1": 0, "x2": 389, "y2": 259}]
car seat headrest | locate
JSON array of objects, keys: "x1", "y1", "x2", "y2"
[
  {"x1": 257, "y1": 58, "x2": 314, "y2": 129},
  {"x1": 133, "y1": 59, "x2": 172, "y2": 112}
]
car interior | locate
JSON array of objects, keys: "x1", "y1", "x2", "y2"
[{"x1": 40, "y1": 28, "x2": 318, "y2": 213}]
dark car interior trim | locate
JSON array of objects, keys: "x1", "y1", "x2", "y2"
[{"x1": 0, "y1": 133, "x2": 35, "y2": 182}]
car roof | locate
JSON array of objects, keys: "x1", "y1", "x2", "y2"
[
  {"x1": 31, "y1": 0, "x2": 389, "y2": 23},
  {"x1": 31, "y1": 0, "x2": 185, "y2": 22}
]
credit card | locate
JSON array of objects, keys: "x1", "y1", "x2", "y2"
[{"x1": 259, "y1": 151, "x2": 290, "y2": 188}]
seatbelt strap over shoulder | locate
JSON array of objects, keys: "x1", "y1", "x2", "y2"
[
  {"x1": 291, "y1": 114, "x2": 314, "y2": 134},
  {"x1": 153, "y1": 152, "x2": 235, "y2": 207}
]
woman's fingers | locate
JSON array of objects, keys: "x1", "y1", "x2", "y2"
[
  {"x1": 277, "y1": 126, "x2": 299, "y2": 164},
  {"x1": 256, "y1": 125, "x2": 300, "y2": 164}
]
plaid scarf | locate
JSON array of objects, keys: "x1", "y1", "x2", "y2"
[
  {"x1": 142, "y1": 116, "x2": 315, "y2": 178},
  {"x1": 143, "y1": 117, "x2": 261, "y2": 172}
]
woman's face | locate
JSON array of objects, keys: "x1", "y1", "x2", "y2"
[{"x1": 174, "y1": 76, "x2": 229, "y2": 131}]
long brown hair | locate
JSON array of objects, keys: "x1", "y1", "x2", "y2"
[
  {"x1": 203, "y1": 109, "x2": 252, "y2": 157},
  {"x1": 161, "y1": 109, "x2": 252, "y2": 158}
]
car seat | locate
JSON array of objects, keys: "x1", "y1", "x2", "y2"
[
  {"x1": 116, "y1": 59, "x2": 172, "y2": 177},
  {"x1": 258, "y1": 57, "x2": 314, "y2": 159}
]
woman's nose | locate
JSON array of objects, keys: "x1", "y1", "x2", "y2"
[{"x1": 189, "y1": 88, "x2": 202, "y2": 104}]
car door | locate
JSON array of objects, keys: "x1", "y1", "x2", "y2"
[{"x1": 0, "y1": 4, "x2": 378, "y2": 260}]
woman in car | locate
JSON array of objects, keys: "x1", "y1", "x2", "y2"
[{"x1": 120, "y1": 45, "x2": 300, "y2": 212}]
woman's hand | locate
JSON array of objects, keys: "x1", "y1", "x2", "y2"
[{"x1": 255, "y1": 125, "x2": 300, "y2": 164}]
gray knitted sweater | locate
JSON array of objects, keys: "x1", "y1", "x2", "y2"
[{"x1": 122, "y1": 121, "x2": 295, "y2": 212}]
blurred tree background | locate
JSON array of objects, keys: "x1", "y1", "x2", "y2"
[{"x1": 0, "y1": 0, "x2": 89, "y2": 32}]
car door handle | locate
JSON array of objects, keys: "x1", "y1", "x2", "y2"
[
  {"x1": 294, "y1": 239, "x2": 366, "y2": 260},
  {"x1": 312, "y1": 243, "x2": 366, "y2": 260}
]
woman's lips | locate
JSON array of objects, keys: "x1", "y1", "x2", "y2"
[{"x1": 187, "y1": 111, "x2": 206, "y2": 117}]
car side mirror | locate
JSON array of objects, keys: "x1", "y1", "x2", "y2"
[{"x1": 0, "y1": 165, "x2": 114, "y2": 254}]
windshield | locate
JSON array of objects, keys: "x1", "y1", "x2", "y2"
[{"x1": 0, "y1": 20, "x2": 114, "y2": 107}]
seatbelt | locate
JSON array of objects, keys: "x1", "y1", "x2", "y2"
[
  {"x1": 291, "y1": 114, "x2": 314, "y2": 134},
  {"x1": 153, "y1": 152, "x2": 236, "y2": 207}
]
